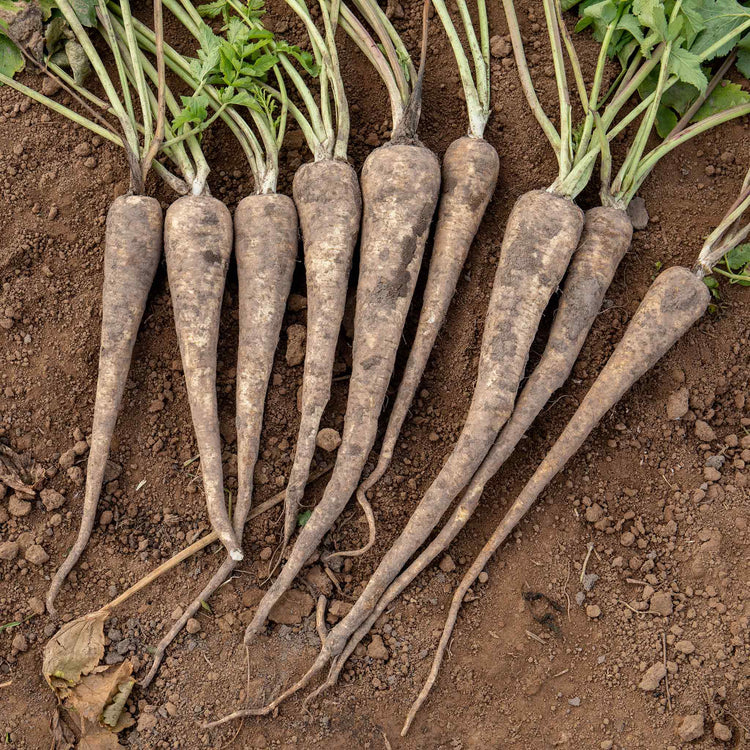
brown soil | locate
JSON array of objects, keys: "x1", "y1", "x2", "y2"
[{"x1": 1, "y1": 1, "x2": 748, "y2": 748}]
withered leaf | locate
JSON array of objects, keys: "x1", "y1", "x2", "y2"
[
  {"x1": 43, "y1": 610, "x2": 107, "y2": 692},
  {"x1": 50, "y1": 707, "x2": 76, "y2": 750},
  {"x1": 64, "y1": 38, "x2": 90, "y2": 83},
  {"x1": 78, "y1": 722, "x2": 124, "y2": 750},
  {"x1": 66, "y1": 662, "x2": 134, "y2": 726}
]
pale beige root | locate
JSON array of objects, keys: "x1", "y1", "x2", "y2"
[
  {"x1": 243, "y1": 143, "x2": 441, "y2": 646},
  {"x1": 403, "y1": 266, "x2": 709, "y2": 734},
  {"x1": 165, "y1": 195, "x2": 241, "y2": 561},
  {"x1": 283, "y1": 160, "x2": 361, "y2": 546},
  {"x1": 317, "y1": 190, "x2": 584, "y2": 665},
  {"x1": 342, "y1": 136, "x2": 499, "y2": 559},
  {"x1": 234, "y1": 193, "x2": 299, "y2": 533},
  {"x1": 47, "y1": 195, "x2": 163, "y2": 615}
]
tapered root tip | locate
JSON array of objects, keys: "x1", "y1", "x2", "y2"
[
  {"x1": 244, "y1": 627, "x2": 258, "y2": 646},
  {"x1": 45, "y1": 599, "x2": 57, "y2": 617},
  {"x1": 230, "y1": 548, "x2": 244, "y2": 561}
]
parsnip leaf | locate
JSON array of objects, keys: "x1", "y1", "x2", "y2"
[
  {"x1": 0, "y1": 33, "x2": 23, "y2": 79},
  {"x1": 693, "y1": 80, "x2": 750, "y2": 120},
  {"x1": 668, "y1": 45, "x2": 707, "y2": 92},
  {"x1": 691, "y1": 0, "x2": 750, "y2": 60}
]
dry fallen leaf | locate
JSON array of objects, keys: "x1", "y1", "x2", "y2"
[
  {"x1": 0, "y1": 444, "x2": 38, "y2": 497},
  {"x1": 66, "y1": 662, "x2": 134, "y2": 727},
  {"x1": 44, "y1": 610, "x2": 133, "y2": 748},
  {"x1": 50, "y1": 707, "x2": 76, "y2": 750},
  {"x1": 43, "y1": 610, "x2": 108, "y2": 693},
  {"x1": 78, "y1": 722, "x2": 126, "y2": 750}
]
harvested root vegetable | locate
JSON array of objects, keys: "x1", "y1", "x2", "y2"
[
  {"x1": 133, "y1": 0, "x2": 317, "y2": 676},
  {"x1": 403, "y1": 265, "x2": 710, "y2": 732},
  {"x1": 240, "y1": 0, "x2": 441, "y2": 649},
  {"x1": 308, "y1": 188, "x2": 583, "y2": 665},
  {"x1": 245, "y1": 140, "x2": 441, "y2": 645},
  {"x1": 234, "y1": 195, "x2": 299, "y2": 533},
  {"x1": 298, "y1": 0, "x2": 750, "y2": 701},
  {"x1": 349, "y1": 0, "x2": 497, "y2": 558},
  {"x1": 295, "y1": 205, "x2": 633, "y2": 697},
  {"x1": 281, "y1": 0, "x2": 362, "y2": 547},
  {"x1": 165, "y1": 195, "x2": 239, "y2": 560},
  {"x1": 351, "y1": 134, "x2": 498, "y2": 557},
  {"x1": 46, "y1": 196, "x2": 163, "y2": 615},
  {"x1": 2, "y1": 0, "x2": 200, "y2": 615},
  {"x1": 402, "y1": 162, "x2": 750, "y2": 730},
  {"x1": 283, "y1": 159, "x2": 361, "y2": 545}
]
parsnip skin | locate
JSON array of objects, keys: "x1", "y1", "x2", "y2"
[
  {"x1": 283, "y1": 160, "x2": 362, "y2": 546},
  {"x1": 403, "y1": 265, "x2": 710, "y2": 734},
  {"x1": 235, "y1": 193, "x2": 299, "y2": 532},
  {"x1": 355, "y1": 136, "x2": 499, "y2": 519},
  {"x1": 244, "y1": 143, "x2": 441, "y2": 645},
  {"x1": 165, "y1": 195, "x2": 241, "y2": 561},
  {"x1": 321, "y1": 190, "x2": 584, "y2": 660},
  {"x1": 300, "y1": 206, "x2": 635, "y2": 693},
  {"x1": 46, "y1": 195, "x2": 163, "y2": 615},
  {"x1": 142, "y1": 193, "x2": 299, "y2": 686}
]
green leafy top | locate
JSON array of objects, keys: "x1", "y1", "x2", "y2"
[
  {"x1": 0, "y1": 0, "x2": 205, "y2": 196},
  {"x1": 555, "y1": 0, "x2": 750, "y2": 204}
]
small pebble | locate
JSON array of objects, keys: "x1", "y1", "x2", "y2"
[
  {"x1": 367, "y1": 634, "x2": 389, "y2": 660},
  {"x1": 439, "y1": 555, "x2": 456, "y2": 573},
  {"x1": 316, "y1": 428, "x2": 341, "y2": 452},
  {"x1": 24, "y1": 544, "x2": 49, "y2": 565},
  {"x1": 586, "y1": 604, "x2": 601, "y2": 619},
  {"x1": 694, "y1": 420, "x2": 716, "y2": 441},
  {"x1": 286, "y1": 324, "x2": 306, "y2": 366},
  {"x1": 650, "y1": 591, "x2": 673, "y2": 616},
  {"x1": 713, "y1": 722, "x2": 732, "y2": 742},
  {"x1": 677, "y1": 713, "x2": 704, "y2": 742},
  {"x1": 675, "y1": 640, "x2": 695, "y2": 654},
  {"x1": 8, "y1": 495, "x2": 31, "y2": 517},
  {"x1": 186, "y1": 618, "x2": 201, "y2": 634},
  {"x1": 638, "y1": 662, "x2": 666, "y2": 691},
  {"x1": 11, "y1": 633, "x2": 28, "y2": 652}
]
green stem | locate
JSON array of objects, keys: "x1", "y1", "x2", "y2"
[
  {"x1": 454, "y1": 0, "x2": 487, "y2": 108},
  {"x1": 625, "y1": 103, "x2": 750, "y2": 205},
  {"x1": 334, "y1": 1, "x2": 404, "y2": 128},
  {"x1": 712, "y1": 265, "x2": 750, "y2": 281},
  {"x1": 316, "y1": 0, "x2": 350, "y2": 158},
  {"x1": 698, "y1": 18, "x2": 750, "y2": 63},
  {"x1": 115, "y1": 0, "x2": 153, "y2": 148},
  {"x1": 612, "y1": 41, "x2": 672, "y2": 199},
  {"x1": 557, "y1": 0, "x2": 589, "y2": 114},
  {"x1": 350, "y1": 0, "x2": 410, "y2": 104},
  {"x1": 108, "y1": 13, "x2": 197, "y2": 188},
  {"x1": 575, "y1": 15, "x2": 618, "y2": 163},
  {"x1": 432, "y1": 0, "x2": 485, "y2": 137},
  {"x1": 542, "y1": 0, "x2": 572, "y2": 177},
  {"x1": 96, "y1": 0, "x2": 137, "y2": 136},
  {"x1": 170, "y1": 0, "x2": 278, "y2": 189},
  {"x1": 477, "y1": 0, "x2": 490, "y2": 107},
  {"x1": 128, "y1": 0, "x2": 262, "y2": 185},
  {"x1": 260, "y1": 80, "x2": 321, "y2": 156},
  {"x1": 500, "y1": 0, "x2": 560, "y2": 154},
  {"x1": 601, "y1": 43, "x2": 664, "y2": 130}
]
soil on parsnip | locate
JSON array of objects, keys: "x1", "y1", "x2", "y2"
[{"x1": 0, "y1": 1, "x2": 748, "y2": 748}]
